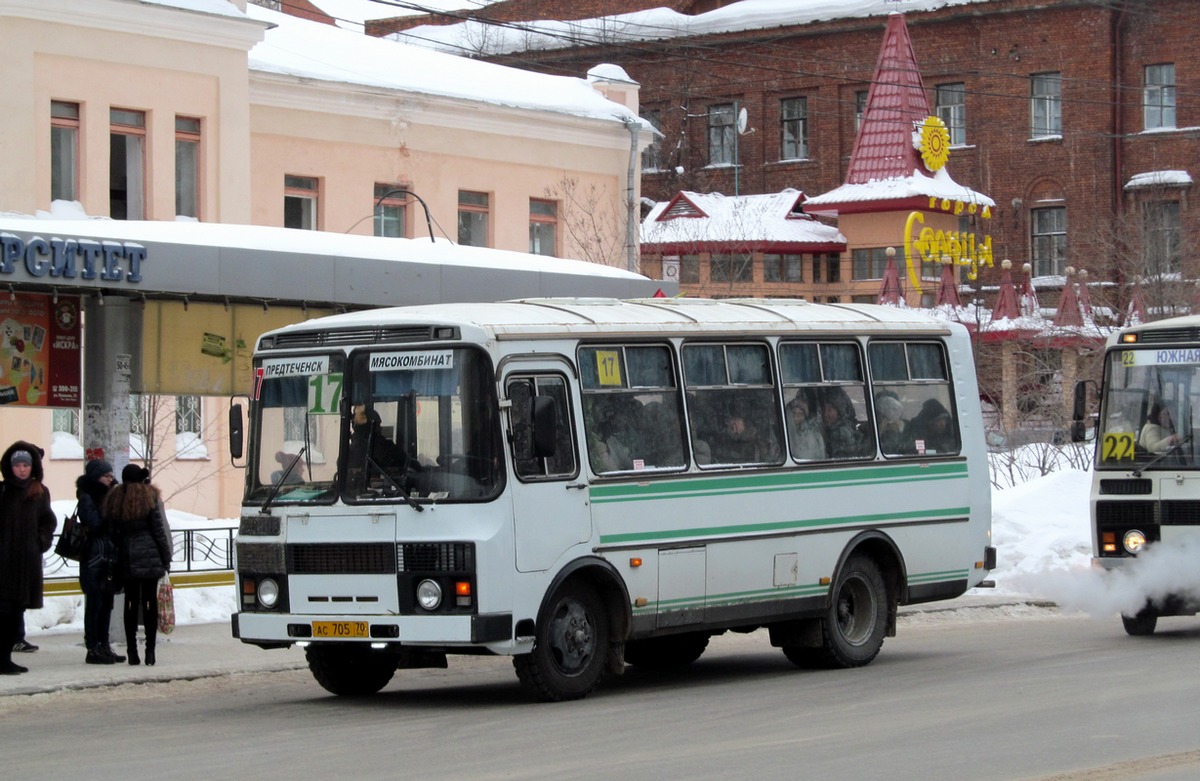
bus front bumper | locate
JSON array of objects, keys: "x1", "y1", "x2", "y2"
[{"x1": 232, "y1": 611, "x2": 513, "y2": 648}]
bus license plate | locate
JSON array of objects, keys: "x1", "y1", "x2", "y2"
[{"x1": 311, "y1": 621, "x2": 368, "y2": 638}]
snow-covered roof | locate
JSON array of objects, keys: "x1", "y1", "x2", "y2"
[
  {"x1": 246, "y1": 5, "x2": 642, "y2": 127},
  {"x1": 1124, "y1": 170, "x2": 1194, "y2": 190},
  {"x1": 803, "y1": 168, "x2": 994, "y2": 212},
  {"x1": 140, "y1": 0, "x2": 246, "y2": 18},
  {"x1": 391, "y1": 0, "x2": 995, "y2": 56},
  {"x1": 641, "y1": 190, "x2": 845, "y2": 250},
  {"x1": 306, "y1": 0, "x2": 497, "y2": 32}
]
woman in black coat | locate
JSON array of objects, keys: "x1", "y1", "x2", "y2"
[
  {"x1": 0, "y1": 441, "x2": 56, "y2": 675},
  {"x1": 77, "y1": 458, "x2": 124, "y2": 664},
  {"x1": 105, "y1": 464, "x2": 171, "y2": 666}
]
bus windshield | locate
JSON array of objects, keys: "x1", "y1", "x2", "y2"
[
  {"x1": 247, "y1": 353, "x2": 345, "y2": 504},
  {"x1": 1097, "y1": 346, "x2": 1200, "y2": 469}
]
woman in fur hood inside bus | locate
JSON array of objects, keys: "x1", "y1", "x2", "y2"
[{"x1": 0, "y1": 441, "x2": 56, "y2": 674}]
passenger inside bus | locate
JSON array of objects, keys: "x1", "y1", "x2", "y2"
[
  {"x1": 874, "y1": 391, "x2": 911, "y2": 455},
  {"x1": 820, "y1": 386, "x2": 867, "y2": 458},
  {"x1": 908, "y1": 398, "x2": 957, "y2": 455},
  {"x1": 1140, "y1": 402, "x2": 1183, "y2": 454},
  {"x1": 786, "y1": 390, "x2": 825, "y2": 460}
]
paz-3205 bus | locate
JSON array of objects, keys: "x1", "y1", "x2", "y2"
[
  {"x1": 230, "y1": 298, "x2": 994, "y2": 701},
  {"x1": 1074, "y1": 313, "x2": 1200, "y2": 635}
]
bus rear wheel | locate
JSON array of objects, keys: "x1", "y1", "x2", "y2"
[
  {"x1": 624, "y1": 633, "x2": 710, "y2": 670},
  {"x1": 784, "y1": 553, "x2": 888, "y2": 669},
  {"x1": 1121, "y1": 607, "x2": 1158, "y2": 636},
  {"x1": 513, "y1": 582, "x2": 609, "y2": 702},
  {"x1": 306, "y1": 645, "x2": 397, "y2": 696}
]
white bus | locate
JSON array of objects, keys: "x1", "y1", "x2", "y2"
[
  {"x1": 230, "y1": 298, "x2": 995, "y2": 701},
  {"x1": 1073, "y1": 313, "x2": 1200, "y2": 635}
]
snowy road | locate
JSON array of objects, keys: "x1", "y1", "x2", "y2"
[{"x1": 4, "y1": 605, "x2": 1200, "y2": 780}]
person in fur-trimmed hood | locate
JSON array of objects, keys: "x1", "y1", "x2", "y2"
[
  {"x1": 104, "y1": 464, "x2": 171, "y2": 666},
  {"x1": 77, "y1": 458, "x2": 124, "y2": 664},
  {"x1": 0, "y1": 441, "x2": 56, "y2": 674}
]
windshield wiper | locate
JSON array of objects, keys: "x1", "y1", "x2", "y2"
[
  {"x1": 261, "y1": 445, "x2": 308, "y2": 514},
  {"x1": 1133, "y1": 434, "x2": 1192, "y2": 477},
  {"x1": 365, "y1": 455, "x2": 423, "y2": 512}
]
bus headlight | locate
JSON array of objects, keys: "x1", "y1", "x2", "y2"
[
  {"x1": 416, "y1": 579, "x2": 443, "y2": 611},
  {"x1": 1123, "y1": 530, "x2": 1148, "y2": 555},
  {"x1": 257, "y1": 577, "x2": 280, "y2": 608}
]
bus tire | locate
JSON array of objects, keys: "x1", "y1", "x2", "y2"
[
  {"x1": 624, "y1": 633, "x2": 710, "y2": 670},
  {"x1": 1121, "y1": 607, "x2": 1158, "y2": 636},
  {"x1": 513, "y1": 582, "x2": 609, "y2": 702},
  {"x1": 785, "y1": 554, "x2": 888, "y2": 669},
  {"x1": 306, "y1": 645, "x2": 397, "y2": 696}
]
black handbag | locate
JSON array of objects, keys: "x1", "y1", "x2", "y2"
[{"x1": 53, "y1": 504, "x2": 87, "y2": 562}]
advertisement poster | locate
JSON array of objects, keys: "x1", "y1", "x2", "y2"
[{"x1": 0, "y1": 293, "x2": 81, "y2": 407}]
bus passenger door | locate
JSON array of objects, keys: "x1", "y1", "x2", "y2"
[{"x1": 504, "y1": 366, "x2": 591, "y2": 573}]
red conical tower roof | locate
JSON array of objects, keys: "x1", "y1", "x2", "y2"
[
  {"x1": 935, "y1": 258, "x2": 962, "y2": 308},
  {"x1": 991, "y1": 260, "x2": 1020, "y2": 321},
  {"x1": 877, "y1": 250, "x2": 904, "y2": 305},
  {"x1": 1124, "y1": 278, "x2": 1146, "y2": 326},
  {"x1": 845, "y1": 13, "x2": 930, "y2": 185},
  {"x1": 1053, "y1": 268, "x2": 1083, "y2": 327}
]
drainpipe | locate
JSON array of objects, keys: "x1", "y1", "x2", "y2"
[
  {"x1": 1112, "y1": 3, "x2": 1127, "y2": 220},
  {"x1": 622, "y1": 116, "x2": 640, "y2": 274}
]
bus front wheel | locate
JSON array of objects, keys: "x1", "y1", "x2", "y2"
[
  {"x1": 306, "y1": 645, "x2": 397, "y2": 696},
  {"x1": 513, "y1": 582, "x2": 609, "y2": 702},
  {"x1": 1121, "y1": 607, "x2": 1158, "y2": 636},
  {"x1": 784, "y1": 554, "x2": 888, "y2": 669}
]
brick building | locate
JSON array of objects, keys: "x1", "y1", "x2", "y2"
[{"x1": 367, "y1": 0, "x2": 1199, "y2": 319}]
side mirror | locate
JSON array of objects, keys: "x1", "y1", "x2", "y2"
[
  {"x1": 229, "y1": 398, "x2": 246, "y2": 464},
  {"x1": 1070, "y1": 380, "x2": 1094, "y2": 444}
]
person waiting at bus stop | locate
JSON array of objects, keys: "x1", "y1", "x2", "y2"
[{"x1": 0, "y1": 442, "x2": 56, "y2": 675}]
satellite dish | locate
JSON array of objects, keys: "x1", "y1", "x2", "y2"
[{"x1": 737, "y1": 107, "x2": 749, "y2": 135}]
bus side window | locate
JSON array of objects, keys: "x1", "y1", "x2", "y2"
[
  {"x1": 507, "y1": 375, "x2": 577, "y2": 480},
  {"x1": 868, "y1": 341, "x2": 959, "y2": 457}
]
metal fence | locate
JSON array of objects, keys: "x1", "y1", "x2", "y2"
[{"x1": 43, "y1": 527, "x2": 237, "y2": 581}]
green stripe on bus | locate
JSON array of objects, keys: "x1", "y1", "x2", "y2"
[
  {"x1": 590, "y1": 461, "x2": 968, "y2": 504},
  {"x1": 629, "y1": 570, "x2": 968, "y2": 613},
  {"x1": 598, "y1": 506, "x2": 969, "y2": 545}
]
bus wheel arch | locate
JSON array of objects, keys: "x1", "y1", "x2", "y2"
[
  {"x1": 513, "y1": 557, "x2": 630, "y2": 701},
  {"x1": 781, "y1": 533, "x2": 901, "y2": 670}
]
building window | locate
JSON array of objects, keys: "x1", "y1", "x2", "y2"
[
  {"x1": 374, "y1": 183, "x2": 407, "y2": 238},
  {"x1": 175, "y1": 395, "x2": 201, "y2": 435},
  {"x1": 458, "y1": 190, "x2": 490, "y2": 247},
  {"x1": 129, "y1": 394, "x2": 147, "y2": 439},
  {"x1": 1031, "y1": 206, "x2": 1067, "y2": 276},
  {"x1": 110, "y1": 108, "x2": 146, "y2": 220},
  {"x1": 1030, "y1": 73, "x2": 1062, "y2": 138},
  {"x1": 51, "y1": 101, "x2": 80, "y2": 203},
  {"x1": 708, "y1": 103, "x2": 736, "y2": 166},
  {"x1": 855, "y1": 90, "x2": 868, "y2": 134},
  {"x1": 175, "y1": 116, "x2": 201, "y2": 219},
  {"x1": 852, "y1": 247, "x2": 891, "y2": 280},
  {"x1": 825, "y1": 253, "x2": 841, "y2": 283},
  {"x1": 763, "y1": 253, "x2": 803, "y2": 282},
  {"x1": 710, "y1": 253, "x2": 752, "y2": 283},
  {"x1": 935, "y1": 83, "x2": 966, "y2": 145},
  {"x1": 529, "y1": 199, "x2": 557, "y2": 257},
  {"x1": 641, "y1": 109, "x2": 663, "y2": 171},
  {"x1": 780, "y1": 97, "x2": 808, "y2": 160},
  {"x1": 284, "y1": 175, "x2": 319, "y2": 230},
  {"x1": 680, "y1": 255, "x2": 700, "y2": 283},
  {"x1": 52, "y1": 407, "x2": 80, "y2": 438},
  {"x1": 1144, "y1": 64, "x2": 1176, "y2": 131},
  {"x1": 1144, "y1": 201, "x2": 1181, "y2": 276}
]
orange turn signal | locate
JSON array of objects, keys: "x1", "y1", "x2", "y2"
[{"x1": 455, "y1": 581, "x2": 472, "y2": 596}]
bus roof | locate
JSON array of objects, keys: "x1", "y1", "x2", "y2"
[
  {"x1": 1109, "y1": 313, "x2": 1200, "y2": 347},
  {"x1": 261, "y1": 298, "x2": 962, "y2": 346}
]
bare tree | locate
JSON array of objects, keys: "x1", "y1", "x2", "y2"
[
  {"x1": 543, "y1": 177, "x2": 628, "y2": 267},
  {"x1": 130, "y1": 394, "x2": 230, "y2": 504}
]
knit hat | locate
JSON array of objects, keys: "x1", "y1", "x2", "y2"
[
  {"x1": 10, "y1": 450, "x2": 32, "y2": 467},
  {"x1": 876, "y1": 395, "x2": 904, "y2": 422},
  {"x1": 122, "y1": 464, "x2": 150, "y2": 485},
  {"x1": 85, "y1": 459, "x2": 114, "y2": 481}
]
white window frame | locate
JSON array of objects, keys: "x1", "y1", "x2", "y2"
[{"x1": 1030, "y1": 73, "x2": 1062, "y2": 138}]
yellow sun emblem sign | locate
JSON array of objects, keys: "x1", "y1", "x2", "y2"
[{"x1": 916, "y1": 116, "x2": 950, "y2": 172}]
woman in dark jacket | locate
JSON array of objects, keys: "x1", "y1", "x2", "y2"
[
  {"x1": 0, "y1": 441, "x2": 56, "y2": 674},
  {"x1": 77, "y1": 458, "x2": 124, "y2": 665},
  {"x1": 105, "y1": 464, "x2": 171, "y2": 666}
]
